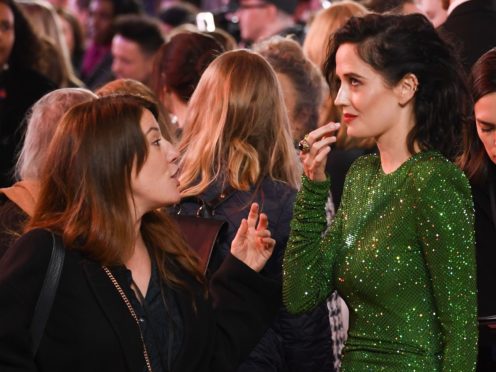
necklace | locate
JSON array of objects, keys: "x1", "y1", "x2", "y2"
[{"x1": 102, "y1": 266, "x2": 153, "y2": 372}]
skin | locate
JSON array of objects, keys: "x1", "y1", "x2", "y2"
[
  {"x1": 302, "y1": 42, "x2": 418, "y2": 181},
  {"x1": 415, "y1": 0, "x2": 447, "y2": 27},
  {"x1": 127, "y1": 110, "x2": 276, "y2": 297},
  {"x1": 0, "y1": 2, "x2": 14, "y2": 68},
  {"x1": 474, "y1": 92, "x2": 496, "y2": 164},
  {"x1": 111, "y1": 35, "x2": 155, "y2": 87}
]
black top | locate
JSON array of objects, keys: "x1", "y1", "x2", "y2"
[
  {"x1": 438, "y1": 0, "x2": 496, "y2": 72},
  {"x1": 0, "y1": 67, "x2": 55, "y2": 187},
  {"x1": 0, "y1": 228, "x2": 280, "y2": 372},
  {"x1": 472, "y1": 163, "x2": 496, "y2": 317}
]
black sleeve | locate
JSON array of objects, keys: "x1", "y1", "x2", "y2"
[
  {"x1": 0, "y1": 228, "x2": 53, "y2": 371},
  {"x1": 207, "y1": 253, "x2": 280, "y2": 372}
]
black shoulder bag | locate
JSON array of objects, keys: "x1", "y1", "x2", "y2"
[{"x1": 30, "y1": 232, "x2": 65, "y2": 355}]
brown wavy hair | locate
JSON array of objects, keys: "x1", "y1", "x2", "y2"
[
  {"x1": 458, "y1": 48, "x2": 496, "y2": 184},
  {"x1": 28, "y1": 94, "x2": 203, "y2": 289}
]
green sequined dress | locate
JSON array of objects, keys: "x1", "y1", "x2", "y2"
[{"x1": 283, "y1": 151, "x2": 477, "y2": 371}]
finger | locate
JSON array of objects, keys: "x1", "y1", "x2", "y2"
[
  {"x1": 309, "y1": 136, "x2": 337, "y2": 157},
  {"x1": 256, "y1": 229, "x2": 271, "y2": 239},
  {"x1": 246, "y1": 203, "x2": 259, "y2": 229},
  {"x1": 233, "y1": 218, "x2": 248, "y2": 241},
  {"x1": 305, "y1": 122, "x2": 340, "y2": 146},
  {"x1": 261, "y1": 237, "x2": 276, "y2": 249},
  {"x1": 256, "y1": 213, "x2": 268, "y2": 231}
]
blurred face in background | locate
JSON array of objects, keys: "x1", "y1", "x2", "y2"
[
  {"x1": 235, "y1": 0, "x2": 272, "y2": 42},
  {"x1": 111, "y1": 35, "x2": 155, "y2": 86},
  {"x1": 474, "y1": 92, "x2": 496, "y2": 164},
  {"x1": 88, "y1": 0, "x2": 114, "y2": 44},
  {"x1": 0, "y1": 2, "x2": 14, "y2": 67},
  {"x1": 415, "y1": 0, "x2": 447, "y2": 27}
]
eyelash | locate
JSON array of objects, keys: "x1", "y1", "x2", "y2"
[
  {"x1": 152, "y1": 139, "x2": 161, "y2": 146},
  {"x1": 349, "y1": 77, "x2": 360, "y2": 86}
]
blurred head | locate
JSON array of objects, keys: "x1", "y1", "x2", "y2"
[
  {"x1": 152, "y1": 32, "x2": 224, "y2": 109},
  {"x1": 415, "y1": 0, "x2": 447, "y2": 27},
  {"x1": 255, "y1": 36, "x2": 325, "y2": 145},
  {"x1": 96, "y1": 78, "x2": 175, "y2": 142},
  {"x1": 324, "y1": 13, "x2": 470, "y2": 160},
  {"x1": 233, "y1": 0, "x2": 296, "y2": 43},
  {"x1": 303, "y1": 1, "x2": 368, "y2": 70},
  {"x1": 472, "y1": 49, "x2": 496, "y2": 165},
  {"x1": 157, "y1": 2, "x2": 197, "y2": 35},
  {"x1": 0, "y1": 0, "x2": 14, "y2": 67},
  {"x1": 111, "y1": 15, "x2": 164, "y2": 86},
  {"x1": 179, "y1": 49, "x2": 300, "y2": 197},
  {"x1": 87, "y1": 0, "x2": 141, "y2": 45},
  {"x1": 366, "y1": 0, "x2": 421, "y2": 14},
  {"x1": 459, "y1": 48, "x2": 496, "y2": 183},
  {"x1": 16, "y1": 88, "x2": 97, "y2": 181},
  {"x1": 0, "y1": 0, "x2": 42, "y2": 70}
]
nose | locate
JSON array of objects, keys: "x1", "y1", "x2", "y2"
[
  {"x1": 334, "y1": 85, "x2": 349, "y2": 107},
  {"x1": 166, "y1": 141, "x2": 179, "y2": 163}
]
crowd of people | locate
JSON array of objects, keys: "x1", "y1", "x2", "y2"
[{"x1": 0, "y1": 0, "x2": 495, "y2": 371}]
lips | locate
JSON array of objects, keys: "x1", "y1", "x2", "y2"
[{"x1": 343, "y1": 113, "x2": 358, "y2": 123}]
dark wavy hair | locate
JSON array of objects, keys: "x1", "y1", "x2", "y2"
[
  {"x1": 323, "y1": 13, "x2": 471, "y2": 161},
  {"x1": 153, "y1": 32, "x2": 224, "y2": 103},
  {"x1": 1, "y1": 0, "x2": 43, "y2": 71},
  {"x1": 458, "y1": 48, "x2": 496, "y2": 184}
]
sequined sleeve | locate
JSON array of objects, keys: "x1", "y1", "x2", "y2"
[
  {"x1": 415, "y1": 163, "x2": 478, "y2": 371},
  {"x1": 283, "y1": 175, "x2": 343, "y2": 314}
]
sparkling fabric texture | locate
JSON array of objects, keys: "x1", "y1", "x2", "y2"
[{"x1": 283, "y1": 151, "x2": 478, "y2": 371}]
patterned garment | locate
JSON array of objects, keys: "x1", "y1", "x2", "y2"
[{"x1": 283, "y1": 151, "x2": 478, "y2": 371}]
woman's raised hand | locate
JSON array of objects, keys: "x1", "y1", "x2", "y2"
[
  {"x1": 298, "y1": 122, "x2": 340, "y2": 182},
  {"x1": 230, "y1": 203, "x2": 275, "y2": 272}
]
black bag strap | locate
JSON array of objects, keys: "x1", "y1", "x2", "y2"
[
  {"x1": 179, "y1": 185, "x2": 237, "y2": 218},
  {"x1": 30, "y1": 232, "x2": 65, "y2": 355}
]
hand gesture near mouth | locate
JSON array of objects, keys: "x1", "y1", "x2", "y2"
[{"x1": 299, "y1": 122, "x2": 340, "y2": 182}]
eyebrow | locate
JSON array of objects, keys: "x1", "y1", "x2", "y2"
[
  {"x1": 145, "y1": 126, "x2": 160, "y2": 135},
  {"x1": 476, "y1": 119, "x2": 496, "y2": 127}
]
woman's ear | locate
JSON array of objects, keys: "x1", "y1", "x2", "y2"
[{"x1": 396, "y1": 73, "x2": 419, "y2": 107}]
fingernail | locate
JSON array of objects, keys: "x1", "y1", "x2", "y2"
[{"x1": 334, "y1": 122, "x2": 341, "y2": 128}]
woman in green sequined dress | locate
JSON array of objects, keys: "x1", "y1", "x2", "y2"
[{"x1": 283, "y1": 14, "x2": 478, "y2": 371}]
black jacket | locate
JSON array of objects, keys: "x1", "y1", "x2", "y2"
[
  {"x1": 0, "y1": 67, "x2": 55, "y2": 187},
  {"x1": 471, "y1": 164, "x2": 496, "y2": 318},
  {"x1": 0, "y1": 228, "x2": 280, "y2": 371},
  {"x1": 438, "y1": 0, "x2": 496, "y2": 72}
]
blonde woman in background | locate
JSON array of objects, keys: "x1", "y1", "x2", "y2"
[{"x1": 178, "y1": 50, "x2": 316, "y2": 371}]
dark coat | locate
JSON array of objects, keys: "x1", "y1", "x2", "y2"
[
  {"x1": 0, "y1": 67, "x2": 55, "y2": 187},
  {"x1": 471, "y1": 165, "x2": 496, "y2": 318},
  {"x1": 0, "y1": 228, "x2": 280, "y2": 372},
  {"x1": 472, "y1": 164, "x2": 496, "y2": 371},
  {"x1": 179, "y1": 178, "x2": 333, "y2": 372},
  {"x1": 438, "y1": 0, "x2": 496, "y2": 72}
]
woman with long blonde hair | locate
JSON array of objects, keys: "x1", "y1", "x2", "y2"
[{"x1": 178, "y1": 50, "x2": 310, "y2": 371}]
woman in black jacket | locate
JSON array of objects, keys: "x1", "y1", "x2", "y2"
[
  {"x1": 459, "y1": 47, "x2": 496, "y2": 371},
  {"x1": 0, "y1": 94, "x2": 280, "y2": 372}
]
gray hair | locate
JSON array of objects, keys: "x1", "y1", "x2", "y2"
[{"x1": 16, "y1": 88, "x2": 97, "y2": 180}]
